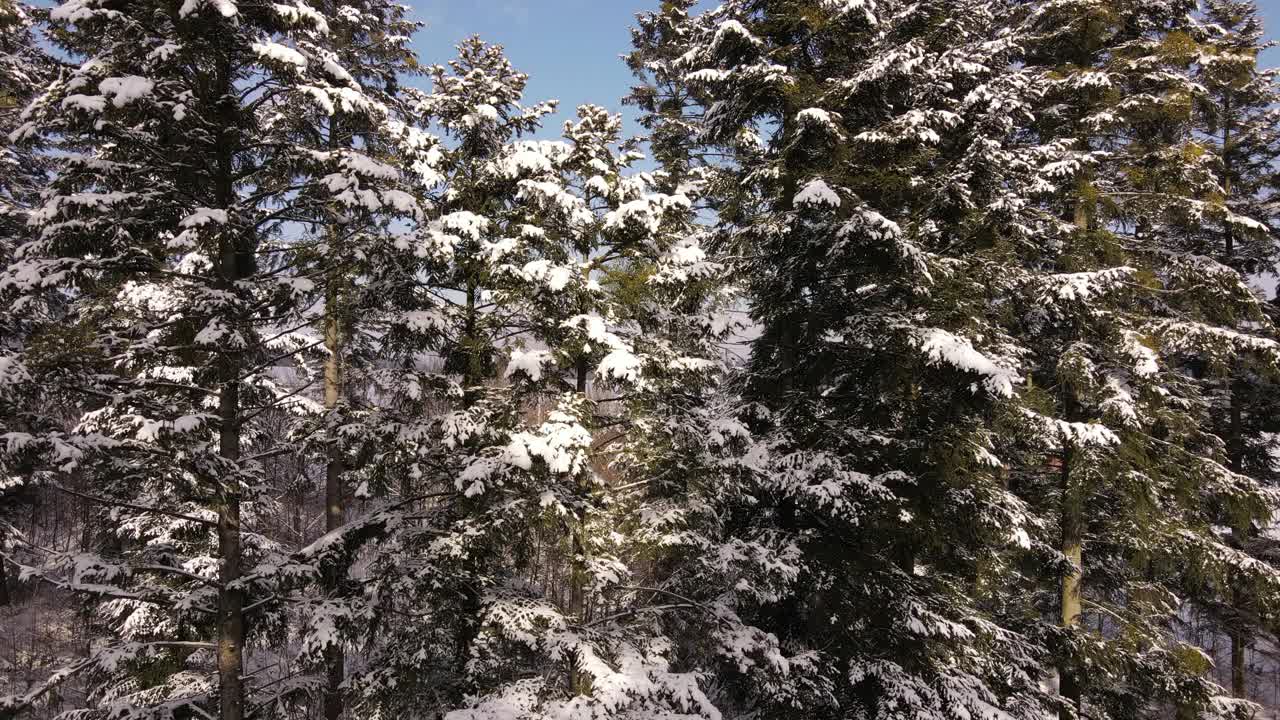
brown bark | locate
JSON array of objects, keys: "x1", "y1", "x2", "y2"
[
  {"x1": 0, "y1": 526, "x2": 11, "y2": 607},
  {"x1": 1059, "y1": 442, "x2": 1083, "y2": 720},
  {"x1": 214, "y1": 55, "x2": 245, "y2": 720},
  {"x1": 1058, "y1": 194, "x2": 1089, "y2": 720},
  {"x1": 217, "y1": 379, "x2": 245, "y2": 720},
  {"x1": 322, "y1": 270, "x2": 346, "y2": 720},
  {"x1": 1222, "y1": 108, "x2": 1250, "y2": 701},
  {"x1": 568, "y1": 355, "x2": 591, "y2": 695}
]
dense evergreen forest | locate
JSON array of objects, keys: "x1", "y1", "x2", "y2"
[{"x1": 4, "y1": 0, "x2": 1280, "y2": 718}]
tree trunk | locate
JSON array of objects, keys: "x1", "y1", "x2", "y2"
[
  {"x1": 323, "y1": 268, "x2": 346, "y2": 720},
  {"x1": 1059, "y1": 442, "x2": 1083, "y2": 720},
  {"x1": 1222, "y1": 109, "x2": 1251, "y2": 701},
  {"x1": 320, "y1": 104, "x2": 348, "y2": 719},
  {"x1": 568, "y1": 355, "x2": 590, "y2": 695},
  {"x1": 216, "y1": 235, "x2": 246, "y2": 720},
  {"x1": 464, "y1": 281, "x2": 483, "y2": 393},
  {"x1": 454, "y1": 280, "x2": 483, "y2": 673},
  {"x1": 1227, "y1": 379, "x2": 1248, "y2": 700},
  {"x1": 1231, "y1": 606, "x2": 1247, "y2": 698},
  {"x1": 1223, "y1": 100, "x2": 1234, "y2": 261},
  {"x1": 0, "y1": 526, "x2": 11, "y2": 607},
  {"x1": 214, "y1": 57, "x2": 246, "y2": 720},
  {"x1": 1059, "y1": 194, "x2": 1089, "y2": 720},
  {"x1": 217, "y1": 379, "x2": 245, "y2": 720}
]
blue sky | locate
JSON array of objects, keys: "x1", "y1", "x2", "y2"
[{"x1": 407, "y1": 0, "x2": 1280, "y2": 143}]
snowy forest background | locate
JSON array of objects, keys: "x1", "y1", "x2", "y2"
[{"x1": 5, "y1": 0, "x2": 1280, "y2": 719}]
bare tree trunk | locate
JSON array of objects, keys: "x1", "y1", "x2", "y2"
[
  {"x1": 1059, "y1": 442, "x2": 1083, "y2": 720},
  {"x1": 322, "y1": 257, "x2": 346, "y2": 720},
  {"x1": 568, "y1": 354, "x2": 590, "y2": 696},
  {"x1": 217, "y1": 379, "x2": 245, "y2": 720},
  {"x1": 1220, "y1": 109, "x2": 1252, "y2": 701},
  {"x1": 1058, "y1": 196, "x2": 1089, "y2": 720},
  {"x1": 215, "y1": 59, "x2": 246, "y2": 720},
  {"x1": 0, "y1": 526, "x2": 11, "y2": 607}
]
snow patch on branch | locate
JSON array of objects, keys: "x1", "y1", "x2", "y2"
[
  {"x1": 273, "y1": 2, "x2": 329, "y2": 32},
  {"x1": 1120, "y1": 332, "x2": 1159, "y2": 377},
  {"x1": 916, "y1": 329, "x2": 1020, "y2": 397},
  {"x1": 441, "y1": 211, "x2": 489, "y2": 241},
  {"x1": 505, "y1": 349, "x2": 553, "y2": 382},
  {"x1": 179, "y1": 208, "x2": 228, "y2": 228},
  {"x1": 253, "y1": 41, "x2": 308, "y2": 70},
  {"x1": 796, "y1": 108, "x2": 844, "y2": 138},
  {"x1": 62, "y1": 94, "x2": 106, "y2": 113},
  {"x1": 822, "y1": 0, "x2": 875, "y2": 22},
  {"x1": 515, "y1": 259, "x2": 574, "y2": 292},
  {"x1": 177, "y1": 0, "x2": 237, "y2": 18},
  {"x1": 1041, "y1": 267, "x2": 1135, "y2": 303},
  {"x1": 1021, "y1": 409, "x2": 1120, "y2": 448},
  {"x1": 712, "y1": 19, "x2": 762, "y2": 51},
  {"x1": 597, "y1": 347, "x2": 643, "y2": 384},
  {"x1": 97, "y1": 76, "x2": 154, "y2": 107},
  {"x1": 794, "y1": 179, "x2": 840, "y2": 208}
]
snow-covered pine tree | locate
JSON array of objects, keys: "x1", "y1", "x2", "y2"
[
  {"x1": 0, "y1": 0, "x2": 427, "y2": 717},
  {"x1": 343, "y1": 37, "x2": 559, "y2": 717},
  {"x1": 1004, "y1": 0, "x2": 1280, "y2": 716},
  {"x1": 438, "y1": 102, "x2": 742, "y2": 720},
  {"x1": 342, "y1": 41, "x2": 746, "y2": 717},
  {"x1": 629, "y1": 1, "x2": 1074, "y2": 717},
  {"x1": 1181, "y1": 0, "x2": 1280, "y2": 701},
  {"x1": 239, "y1": 3, "x2": 434, "y2": 717},
  {"x1": 1193, "y1": 0, "x2": 1280, "y2": 277},
  {"x1": 0, "y1": 0, "x2": 55, "y2": 276},
  {"x1": 625, "y1": 0, "x2": 708, "y2": 193},
  {"x1": 630, "y1": 0, "x2": 1280, "y2": 717},
  {"x1": 0, "y1": 0, "x2": 60, "y2": 615}
]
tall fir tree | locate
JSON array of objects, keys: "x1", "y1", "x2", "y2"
[
  {"x1": 631, "y1": 1, "x2": 1066, "y2": 717},
  {"x1": 244, "y1": 2, "x2": 433, "y2": 717},
  {"x1": 343, "y1": 38, "x2": 560, "y2": 717},
  {"x1": 1181, "y1": 0, "x2": 1280, "y2": 702},
  {"x1": 0, "y1": 0, "x2": 428, "y2": 717},
  {"x1": 629, "y1": 0, "x2": 1280, "y2": 718},
  {"x1": 442, "y1": 101, "x2": 742, "y2": 720},
  {"x1": 0, "y1": 0, "x2": 60, "y2": 617},
  {"x1": 1006, "y1": 0, "x2": 1280, "y2": 716}
]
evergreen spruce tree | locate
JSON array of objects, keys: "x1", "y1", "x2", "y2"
[
  {"x1": 0, "y1": 0, "x2": 54, "y2": 261},
  {"x1": 630, "y1": 1, "x2": 1065, "y2": 718},
  {"x1": 1181, "y1": 0, "x2": 1280, "y2": 702},
  {"x1": 345, "y1": 38, "x2": 558, "y2": 716},
  {"x1": 0, "y1": 0, "x2": 427, "y2": 716},
  {"x1": 440, "y1": 101, "x2": 743, "y2": 720},
  {"x1": 244, "y1": 3, "x2": 433, "y2": 717},
  {"x1": 0, "y1": 0, "x2": 59, "y2": 616},
  {"x1": 630, "y1": 0, "x2": 1280, "y2": 718},
  {"x1": 1004, "y1": 0, "x2": 1280, "y2": 716}
]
